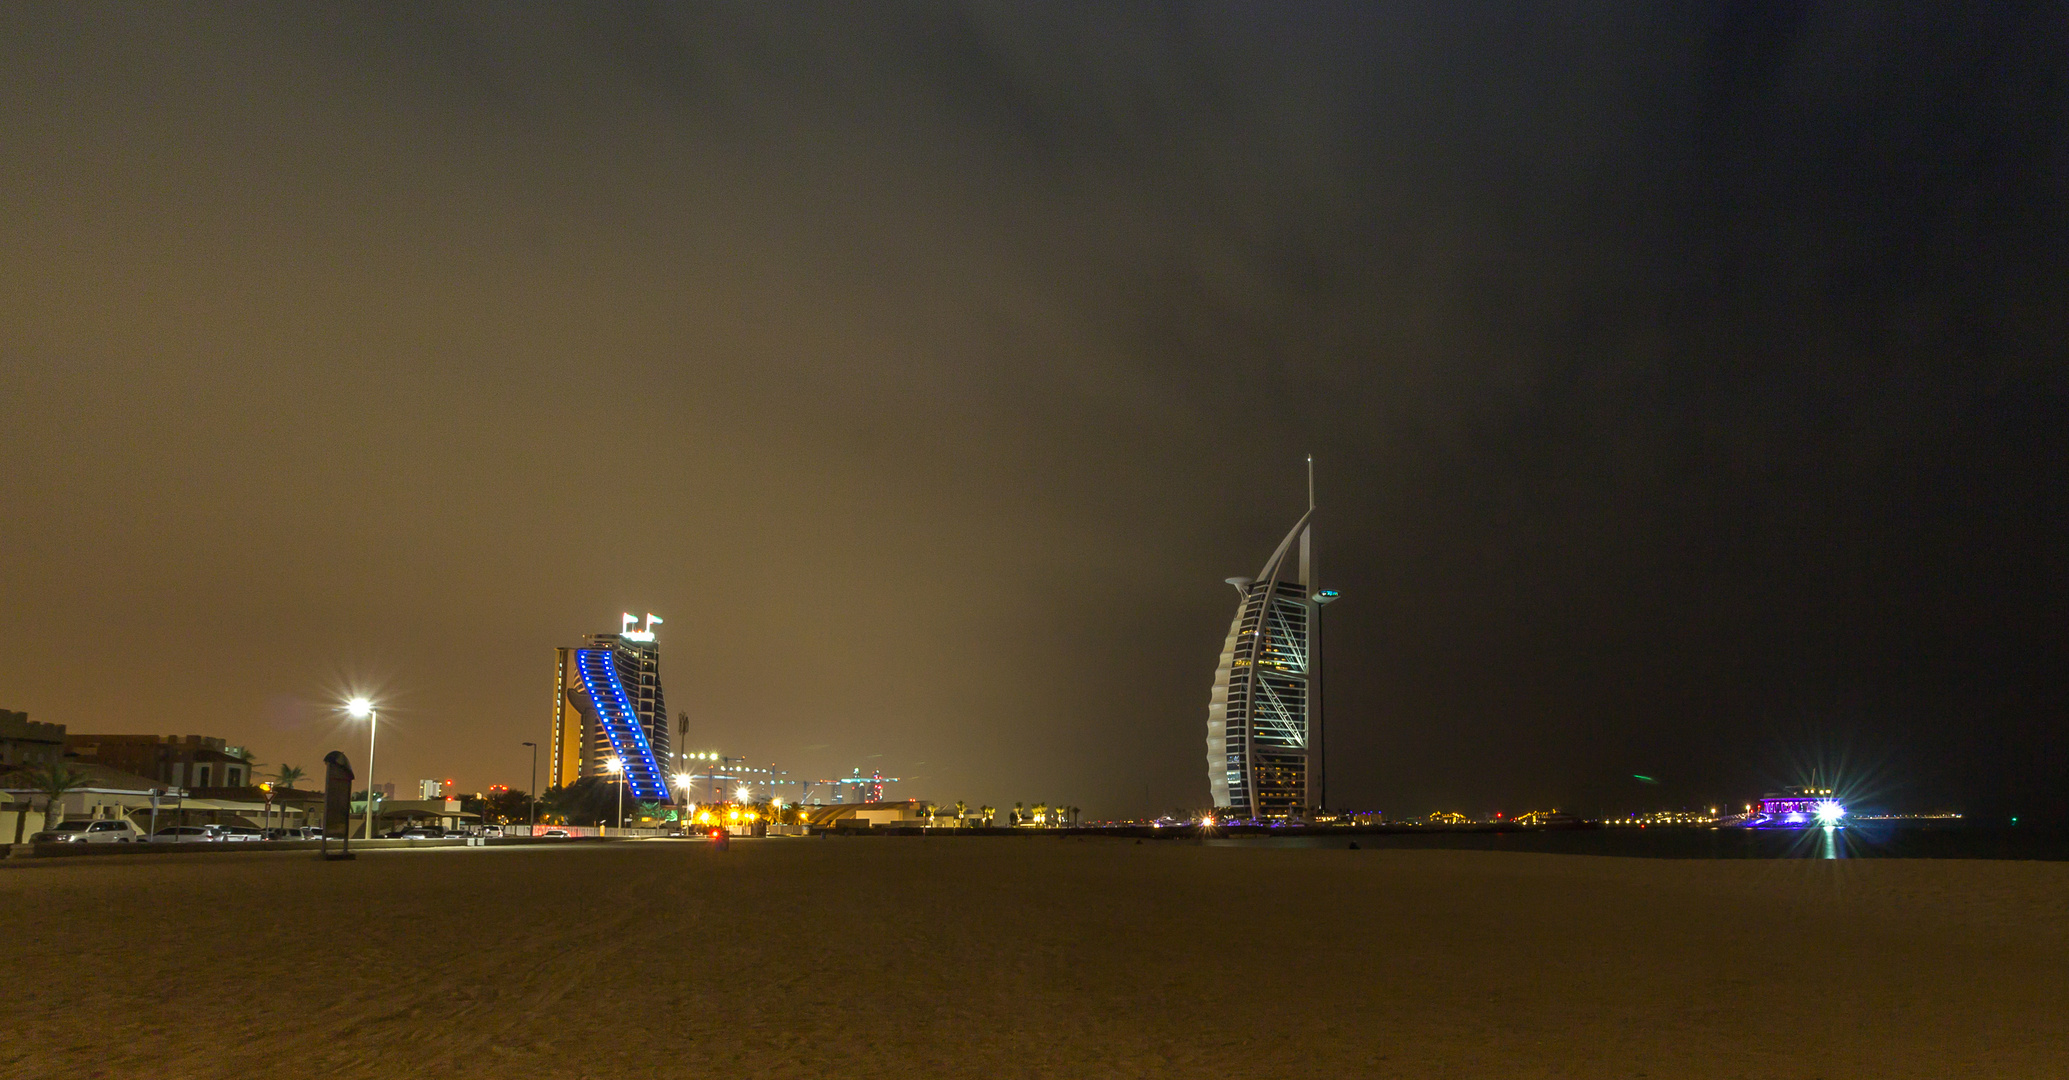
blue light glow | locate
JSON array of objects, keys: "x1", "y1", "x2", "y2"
[{"x1": 574, "y1": 648, "x2": 668, "y2": 800}]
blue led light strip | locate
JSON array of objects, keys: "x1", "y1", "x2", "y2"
[{"x1": 574, "y1": 648, "x2": 668, "y2": 800}]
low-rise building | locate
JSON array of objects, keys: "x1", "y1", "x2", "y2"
[
  {"x1": 363, "y1": 798, "x2": 480, "y2": 834},
  {"x1": 4, "y1": 763, "x2": 177, "y2": 841},
  {"x1": 63, "y1": 734, "x2": 255, "y2": 790},
  {"x1": 802, "y1": 800, "x2": 954, "y2": 829},
  {"x1": 1, "y1": 710, "x2": 65, "y2": 771}
]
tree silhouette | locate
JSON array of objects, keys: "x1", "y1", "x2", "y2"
[{"x1": 9, "y1": 762, "x2": 95, "y2": 828}]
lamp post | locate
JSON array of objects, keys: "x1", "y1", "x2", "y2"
[
  {"x1": 605, "y1": 756, "x2": 624, "y2": 834},
  {"x1": 674, "y1": 773, "x2": 695, "y2": 835},
  {"x1": 347, "y1": 697, "x2": 378, "y2": 840},
  {"x1": 521, "y1": 741, "x2": 538, "y2": 833}
]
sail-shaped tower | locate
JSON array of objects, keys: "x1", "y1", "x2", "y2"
[{"x1": 1207, "y1": 460, "x2": 1338, "y2": 820}]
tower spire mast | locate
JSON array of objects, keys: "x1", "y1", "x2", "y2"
[{"x1": 1306, "y1": 453, "x2": 1324, "y2": 817}]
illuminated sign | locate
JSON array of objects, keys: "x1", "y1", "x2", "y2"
[{"x1": 620, "y1": 612, "x2": 663, "y2": 642}]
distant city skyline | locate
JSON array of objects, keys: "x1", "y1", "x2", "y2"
[{"x1": 1, "y1": 7, "x2": 2061, "y2": 821}]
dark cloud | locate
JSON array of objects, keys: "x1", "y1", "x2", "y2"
[{"x1": 1, "y1": 3, "x2": 2062, "y2": 818}]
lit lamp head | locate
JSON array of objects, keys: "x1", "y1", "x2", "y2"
[
  {"x1": 346, "y1": 697, "x2": 373, "y2": 719},
  {"x1": 1814, "y1": 800, "x2": 1846, "y2": 826},
  {"x1": 605, "y1": 757, "x2": 624, "y2": 775},
  {"x1": 673, "y1": 772, "x2": 694, "y2": 790}
]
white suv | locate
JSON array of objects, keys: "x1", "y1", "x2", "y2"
[
  {"x1": 150, "y1": 826, "x2": 221, "y2": 843},
  {"x1": 33, "y1": 818, "x2": 144, "y2": 843}
]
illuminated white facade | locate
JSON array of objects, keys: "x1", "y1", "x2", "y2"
[{"x1": 1207, "y1": 467, "x2": 1337, "y2": 819}]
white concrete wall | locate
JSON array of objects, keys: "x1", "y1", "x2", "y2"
[{"x1": 2, "y1": 807, "x2": 48, "y2": 843}]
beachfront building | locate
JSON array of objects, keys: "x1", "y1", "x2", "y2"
[
  {"x1": 548, "y1": 614, "x2": 672, "y2": 802},
  {"x1": 0, "y1": 763, "x2": 308, "y2": 840},
  {"x1": 1206, "y1": 461, "x2": 1339, "y2": 821},
  {"x1": 1, "y1": 710, "x2": 66, "y2": 771},
  {"x1": 802, "y1": 800, "x2": 944, "y2": 830},
  {"x1": 64, "y1": 733, "x2": 255, "y2": 790},
  {"x1": 1750, "y1": 787, "x2": 1845, "y2": 827}
]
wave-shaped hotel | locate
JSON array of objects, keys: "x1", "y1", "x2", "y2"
[
  {"x1": 550, "y1": 613, "x2": 674, "y2": 802},
  {"x1": 1207, "y1": 460, "x2": 1339, "y2": 821}
]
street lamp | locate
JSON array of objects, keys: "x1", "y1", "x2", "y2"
[
  {"x1": 347, "y1": 697, "x2": 378, "y2": 840},
  {"x1": 674, "y1": 772, "x2": 695, "y2": 834},
  {"x1": 605, "y1": 756, "x2": 624, "y2": 833},
  {"x1": 521, "y1": 741, "x2": 539, "y2": 833}
]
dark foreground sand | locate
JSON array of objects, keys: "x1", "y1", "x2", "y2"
[{"x1": 2, "y1": 837, "x2": 2063, "y2": 1079}]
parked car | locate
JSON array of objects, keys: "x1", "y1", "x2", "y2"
[
  {"x1": 539, "y1": 828, "x2": 571, "y2": 838},
  {"x1": 479, "y1": 825, "x2": 504, "y2": 838},
  {"x1": 150, "y1": 826, "x2": 220, "y2": 843},
  {"x1": 393, "y1": 826, "x2": 443, "y2": 839},
  {"x1": 32, "y1": 819, "x2": 143, "y2": 843},
  {"x1": 216, "y1": 825, "x2": 264, "y2": 842}
]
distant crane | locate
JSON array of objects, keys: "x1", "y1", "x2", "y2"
[
  {"x1": 672, "y1": 755, "x2": 799, "y2": 805},
  {"x1": 803, "y1": 768, "x2": 900, "y2": 805}
]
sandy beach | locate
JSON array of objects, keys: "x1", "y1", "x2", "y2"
[{"x1": 2, "y1": 837, "x2": 2063, "y2": 1079}]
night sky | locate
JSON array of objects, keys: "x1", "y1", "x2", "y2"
[{"x1": 3, "y1": 4, "x2": 2062, "y2": 820}]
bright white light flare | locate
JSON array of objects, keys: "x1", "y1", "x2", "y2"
[
  {"x1": 1815, "y1": 800, "x2": 1845, "y2": 825},
  {"x1": 346, "y1": 697, "x2": 373, "y2": 719}
]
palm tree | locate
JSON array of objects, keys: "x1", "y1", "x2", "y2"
[
  {"x1": 979, "y1": 805, "x2": 995, "y2": 828},
  {"x1": 267, "y1": 766, "x2": 305, "y2": 830},
  {"x1": 1032, "y1": 801, "x2": 1049, "y2": 827},
  {"x1": 9, "y1": 761, "x2": 95, "y2": 829},
  {"x1": 953, "y1": 799, "x2": 968, "y2": 826}
]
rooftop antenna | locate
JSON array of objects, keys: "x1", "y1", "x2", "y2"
[{"x1": 1300, "y1": 455, "x2": 1315, "y2": 585}]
